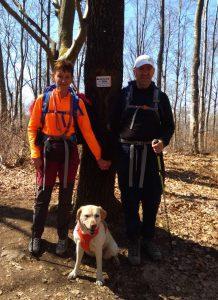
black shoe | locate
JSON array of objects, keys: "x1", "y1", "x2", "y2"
[
  {"x1": 127, "y1": 239, "x2": 141, "y2": 266},
  {"x1": 141, "y1": 239, "x2": 162, "y2": 261},
  {"x1": 29, "y1": 238, "x2": 41, "y2": 255},
  {"x1": 56, "y1": 238, "x2": 68, "y2": 256}
]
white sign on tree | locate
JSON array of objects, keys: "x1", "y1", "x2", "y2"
[{"x1": 96, "y1": 76, "x2": 111, "y2": 87}]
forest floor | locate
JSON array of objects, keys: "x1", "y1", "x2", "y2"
[{"x1": 0, "y1": 152, "x2": 217, "y2": 300}]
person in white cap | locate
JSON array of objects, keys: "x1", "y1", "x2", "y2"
[{"x1": 110, "y1": 54, "x2": 174, "y2": 265}]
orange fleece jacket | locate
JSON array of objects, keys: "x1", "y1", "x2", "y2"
[{"x1": 28, "y1": 89, "x2": 101, "y2": 160}]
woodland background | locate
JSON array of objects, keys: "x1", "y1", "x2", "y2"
[
  {"x1": 0, "y1": 0, "x2": 217, "y2": 165},
  {"x1": 0, "y1": 1, "x2": 217, "y2": 299}
]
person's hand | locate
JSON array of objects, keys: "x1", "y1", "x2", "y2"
[
  {"x1": 97, "y1": 159, "x2": 111, "y2": 170},
  {"x1": 32, "y1": 157, "x2": 42, "y2": 170},
  {"x1": 152, "y1": 139, "x2": 164, "y2": 154}
]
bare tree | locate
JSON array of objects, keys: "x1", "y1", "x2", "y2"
[
  {"x1": 173, "y1": 0, "x2": 183, "y2": 146},
  {"x1": 0, "y1": 0, "x2": 88, "y2": 66},
  {"x1": 205, "y1": 4, "x2": 218, "y2": 147},
  {"x1": 199, "y1": 0, "x2": 209, "y2": 152},
  {"x1": 157, "y1": 0, "x2": 165, "y2": 88},
  {"x1": 0, "y1": 42, "x2": 7, "y2": 121},
  {"x1": 46, "y1": 0, "x2": 51, "y2": 86},
  {"x1": 163, "y1": 8, "x2": 172, "y2": 93},
  {"x1": 190, "y1": 0, "x2": 204, "y2": 154},
  {"x1": 213, "y1": 84, "x2": 217, "y2": 136}
]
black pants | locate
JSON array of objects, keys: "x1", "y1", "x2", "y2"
[
  {"x1": 32, "y1": 183, "x2": 74, "y2": 239},
  {"x1": 117, "y1": 143, "x2": 162, "y2": 241}
]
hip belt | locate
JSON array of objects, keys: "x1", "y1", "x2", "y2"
[
  {"x1": 42, "y1": 135, "x2": 76, "y2": 190},
  {"x1": 120, "y1": 139, "x2": 151, "y2": 188}
]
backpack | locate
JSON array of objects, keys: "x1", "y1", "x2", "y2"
[
  {"x1": 30, "y1": 85, "x2": 110, "y2": 157},
  {"x1": 32, "y1": 84, "x2": 85, "y2": 144},
  {"x1": 119, "y1": 83, "x2": 162, "y2": 142}
]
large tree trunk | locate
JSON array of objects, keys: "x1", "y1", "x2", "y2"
[
  {"x1": 190, "y1": 0, "x2": 204, "y2": 154},
  {"x1": 75, "y1": 0, "x2": 124, "y2": 217},
  {"x1": 0, "y1": 43, "x2": 7, "y2": 121},
  {"x1": 58, "y1": 0, "x2": 75, "y2": 56}
]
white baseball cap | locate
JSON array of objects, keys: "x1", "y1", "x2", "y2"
[{"x1": 134, "y1": 54, "x2": 155, "y2": 69}]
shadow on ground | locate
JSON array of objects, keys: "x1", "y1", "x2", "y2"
[
  {"x1": 167, "y1": 169, "x2": 217, "y2": 189},
  {"x1": 0, "y1": 204, "x2": 217, "y2": 300}
]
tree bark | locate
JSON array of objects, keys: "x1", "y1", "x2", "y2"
[
  {"x1": 190, "y1": 0, "x2": 204, "y2": 154},
  {"x1": 173, "y1": 0, "x2": 182, "y2": 147},
  {"x1": 58, "y1": 0, "x2": 75, "y2": 56},
  {"x1": 46, "y1": 0, "x2": 51, "y2": 86},
  {"x1": 205, "y1": 5, "x2": 217, "y2": 148},
  {"x1": 0, "y1": 43, "x2": 7, "y2": 121},
  {"x1": 75, "y1": 0, "x2": 124, "y2": 218},
  {"x1": 199, "y1": 0, "x2": 209, "y2": 152},
  {"x1": 157, "y1": 0, "x2": 165, "y2": 88}
]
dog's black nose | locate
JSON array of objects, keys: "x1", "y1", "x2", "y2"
[
  {"x1": 90, "y1": 224, "x2": 97, "y2": 234},
  {"x1": 90, "y1": 224, "x2": 97, "y2": 230}
]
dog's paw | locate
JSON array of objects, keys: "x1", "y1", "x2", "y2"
[
  {"x1": 68, "y1": 270, "x2": 77, "y2": 280},
  {"x1": 95, "y1": 279, "x2": 104, "y2": 286}
]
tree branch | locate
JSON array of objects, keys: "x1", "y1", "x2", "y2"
[
  {"x1": 11, "y1": 0, "x2": 56, "y2": 46},
  {"x1": 0, "y1": 0, "x2": 55, "y2": 61},
  {"x1": 58, "y1": 0, "x2": 89, "y2": 63}
]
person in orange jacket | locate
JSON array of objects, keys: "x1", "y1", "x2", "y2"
[{"x1": 28, "y1": 60, "x2": 111, "y2": 256}]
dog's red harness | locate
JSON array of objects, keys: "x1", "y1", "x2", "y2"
[{"x1": 76, "y1": 224, "x2": 99, "y2": 252}]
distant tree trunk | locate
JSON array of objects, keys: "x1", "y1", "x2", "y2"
[
  {"x1": 135, "y1": 0, "x2": 148, "y2": 56},
  {"x1": 163, "y1": 11, "x2": 171, "y2": 93},
  {"x1": 173, "y1": 0, "x2": 182, "y2": 147},
  {"x1": 205, "y1": 5, "x2": 217, "y2": 149},
  {"x1": 157, "y1": 0, "x2": 165, "y2": 88},
  {"x1": 213, "y1": 87, "x2": 217, "y2": 136},
  {"x1": 19, "y1": 24, "x2": 24, "y2": 127},
  {"x1": 75, "y1": 0, "x2": 124, "y2": 216},
  {"x1": 5, "y1": 47, "x2": 13, "y2": 120},
  {"x1": 18, "y1": 0, "x2": 27, "y2": 128},
  {"x1": 190, "y1": 0, "x2": 204, "y2": 154},
  {"x1": 199, "y1": 0, "x2": 209, "y2": 152},
  {"x1": 46, "y1": 0, "x2": 51, "y2": 86},
  {"x1": 183, "y1": 67, "x2": 188, "y2": 127},
  {"x1": 0, "y1": 43, "x2": 7, "y2": 121},
  {"x1": 38, "y1": 1, "x2": 43, "y2": 93},
  {"x1": 35, "y1": 45, "x2": 39, "y2": 96},
  {"x1": 136, "y1": 0, "x2": 139, "y2": 56}
]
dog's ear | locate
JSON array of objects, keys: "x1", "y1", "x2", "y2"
[
  {"x1": 76, "y1": 207, "x2": 83, "y2": 221},
  {"x1": 99, "y1": 207, "x2": 107, "y2": 220}
]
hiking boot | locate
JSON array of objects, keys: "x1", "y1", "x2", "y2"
[
  {"x1": 141, "y1": 239, "x2": 162, "y2": 261},
  {"x1": 56, "y1": 238, "x2": 68, "y2": 256},
  {"x1": 28, "y1": 238, "x2": 41, "y2": 256},
  {"x1": 127, "y1": 239, "x2": 141, "y2": 266}
]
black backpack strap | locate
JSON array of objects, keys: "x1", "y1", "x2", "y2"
[
  {"x1": 125, "y1": 84, "x2": 133, "y2": 107},
  {"x1": 153, "y1": 87, "x2": 160, "y2": 120},
  {"x1": 153, "y1": 87, "x2": 160, "y2": 105}
]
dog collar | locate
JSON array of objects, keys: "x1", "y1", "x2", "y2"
[{"x1": 76, "y1": 224, "x2": 99, "y2": 252}]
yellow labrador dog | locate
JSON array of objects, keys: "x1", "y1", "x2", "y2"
[{"x1": 68, "y1": 205, "x2": 119, "y2": 285}]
